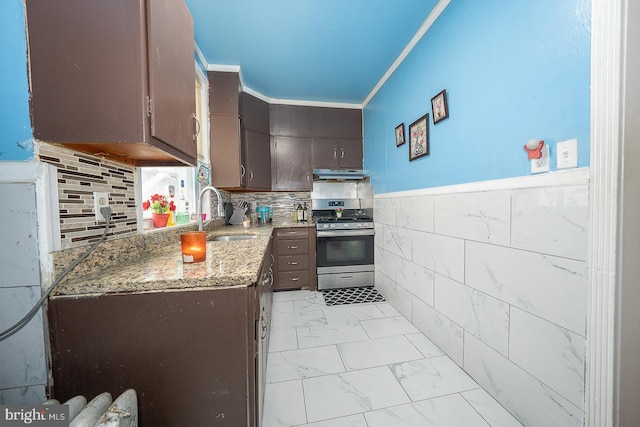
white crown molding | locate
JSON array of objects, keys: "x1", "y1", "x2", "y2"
[
  {"x1": 267, "y1": 98, "x2": 362, "y2": 109},
  {"x1": 363, "y1": 0, "x2": 452, "y2": 107},
  {"x1": 206, "y1": 63, "x2": 361, "y2": 109},
  {"x1": 194, "y1": 42, "x2": 208, "y2": 70}
]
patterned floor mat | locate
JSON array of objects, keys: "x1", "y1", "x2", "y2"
[{"x1": 322, "y1": 286, "x2": 385, "y2": 306}]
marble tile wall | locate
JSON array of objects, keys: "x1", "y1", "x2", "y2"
[
  {"x1": 374, "y1": 180, "x2": 589, "y2": 426},
  {"x1": 0, "y1": 181, "x2": 47, "y2": 404}
]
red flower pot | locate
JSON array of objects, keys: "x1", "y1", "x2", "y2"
[{"x1": 152, "y1": 213, "x2": 170, "y2": 228}]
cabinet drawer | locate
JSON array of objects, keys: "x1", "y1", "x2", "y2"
[
  {"x1": 278, "y1": 255, "x2": 309, "y2": 272},
  {"x1": 276, "y1": 228, "x2": 309, "y2": 240},
  {"x1": 277, "y1": 239, "x2": 308, "y2": 255},
  {"x1": 278, "y1": 271, "x2": 310, "y2": 288}
]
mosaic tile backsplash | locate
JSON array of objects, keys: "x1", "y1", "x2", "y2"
[
  {"x1": 36, "y1": 142, "x2": 138, "y2": 249},
  {"x1": 35, "y1": 141, "x2": 311, "y2": 252}
]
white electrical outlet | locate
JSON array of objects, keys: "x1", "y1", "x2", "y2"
[
  {"x1": 557, "y1": 139, "x2": 578, "y2": 169},
  {"x1": 531, "y1": 144, "x2": 550, "y2": 174},
  {"x1": 93, "y1": 192, "x2": 109, "y2": 221}
]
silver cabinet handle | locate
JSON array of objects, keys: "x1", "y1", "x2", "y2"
[
  {"x1": 333, "y1": 148, "x2": 337, "y2": 159},
  {"x1": 192, "y1": 114, "x2": 200, "y2": 139},
  {"x1": 288, "y1": 245, "x2": 298, "y2": 250},
  {"x1": 290, "y1": 277, "x2": 300, "y2": 282},
  {"x1": 288, "y1": 261, "x2": 298, "y2": 265},
  {"x1": 240, "y1": 164, "x2": 246, "y2": 178},
  {"x1": 341, "y1": 148, "x2": 344, "y2": 159},
  {"x1": 249, "y1": 170, "x2": 254, "y2": 181}
]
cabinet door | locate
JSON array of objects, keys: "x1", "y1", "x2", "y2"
[
  {"x1": 243, "y1": 130, "x2": 272, "y2": 190},
  {"x1": 26, "y1": 0, "x2": 196, "y2": 166},
  {"x1": 242, "y1": 92, "x2": 270, "y2": 134},
  {"x1": 273, "y1": 137, "x2": 312, "y2": 191},
  {"x1": 338, "y1": 139, "x2": 363, "y2": 169},
  {"x1": 312, "y1": 138, "x2": 339, "y2": 169},
  {"x1": 211, "y1": 115, "x2": 242, "y2": 188},
  {"x1": 312, "y1": 138, "x2": 362, "y2": 170},
  {"x1": 209, "y1": 71, "x2": 240, "y2": 115},
  {"x1": 147, "y1": 0, "x2": 196, "y2": 159}
]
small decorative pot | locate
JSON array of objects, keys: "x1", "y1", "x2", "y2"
[
  {"x1": 336, "y1": 212, "x2": 342, "y2": 218},
  {"x1": 152, "y1": 212, "x2": 170, "y2": 228}
]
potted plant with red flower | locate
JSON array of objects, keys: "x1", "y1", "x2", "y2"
[{"x1": 142, "y1": 194, "x2": 176, "y2": 228}]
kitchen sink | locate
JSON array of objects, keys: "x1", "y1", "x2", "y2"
[{"x1": 208, "y1": 234, "x2": 257, "y2": 242}]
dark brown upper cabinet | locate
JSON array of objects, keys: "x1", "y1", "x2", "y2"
[
  {"x1": 271, "y1": 137, "x2": 312, "y2": 191},
  {"x1": 312, "y1": 138, "x2": 363, "y2": 170},
  {"x1": 270, "y1": 104, "x2": 363, "y2": 179},
  {"x1": 209, "y1": 71, "x2": 271, "y2": 190},
  {"x1": 26, "y1": 0, "x2": 197, "y2": 166},
  {"x1": 270, "y1": 104, "x2": 362, "y2": 139}
]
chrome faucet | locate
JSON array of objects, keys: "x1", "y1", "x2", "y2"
[{"x1": 197, "y1": 186, "x2": 224, "y2": 231}]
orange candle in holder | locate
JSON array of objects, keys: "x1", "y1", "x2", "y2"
[{"x1": 181, "y1": 231, "x2": 206, "y2": 263}]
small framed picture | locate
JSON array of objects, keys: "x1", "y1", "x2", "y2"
[
  {"x1": 431, "y1": 89, "x2": 449, "y2": 125},
  {"x1": 409, "y1": 113, "x2": 429, "y2": 161},
  {"x1": 395, "y1": 123, "x2": 406, "y2": 146}
]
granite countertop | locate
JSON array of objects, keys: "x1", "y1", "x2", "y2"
[{"x1": 51, "y1": 219, "x2": 315, "y2": 298}]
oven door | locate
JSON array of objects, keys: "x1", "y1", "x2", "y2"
[
  {"x1": 316, "y1": 229, "x2": 374, "y2": 290},
  {"x1": 316, "y1": 229, "x2": 374, "y2": 273}
]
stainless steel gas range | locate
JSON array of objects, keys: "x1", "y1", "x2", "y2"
[{"x1": 312, "y1": 198, "x2": 374, "y2": 290}]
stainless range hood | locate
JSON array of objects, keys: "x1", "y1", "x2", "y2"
[{"x1": 313, "y1": 168, "x2": 367, "y2": 180}]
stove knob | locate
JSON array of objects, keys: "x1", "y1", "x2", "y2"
[
  {"x1": 357, "y1": 223, "x2": 362, "y2": 228},
  {"x1": 330, "y1": 224, "x2": 336, "y2": 228},
  {"x1": 323, "y1": 224, "x2": 329, "y2": 229},
  {"x1": 343, "y1": 223, "x2": 349, "y2": 228}
]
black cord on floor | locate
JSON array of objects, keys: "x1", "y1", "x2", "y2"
[{"x1": 0, "y1": 207, "x2": 112, "y2": 341}]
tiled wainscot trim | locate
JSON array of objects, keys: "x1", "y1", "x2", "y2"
[{"x1": 373, "y1": 169, "x2": 589, "y2": 427}]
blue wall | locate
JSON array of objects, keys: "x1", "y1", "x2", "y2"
[
  {"x1": 363, "y1": 0, "x2": 591, "y2": 194},
  {"x1": 0, "y1": 0, "x2": 33, "y2": 160}
]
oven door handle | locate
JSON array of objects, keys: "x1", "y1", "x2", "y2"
[{"x1": 317, "y1": 229, "x2": 374, "y2": 237}]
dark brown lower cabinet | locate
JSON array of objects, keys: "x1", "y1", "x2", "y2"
[
  {"x1": 273, "y1": 227, "x2": 317, "y2": 291},
  {"x1": 48, "y1": 239, "x2": 275, "y2": 427}
]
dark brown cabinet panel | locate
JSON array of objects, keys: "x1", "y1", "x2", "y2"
[
  {"x1": 243, "y1": 130, "x2": 272, "y2": 190},
  {"x1": 311, "y1": 108, "x2": 362, "y2": 139},
  {"x1": 209, "y1": 71, "x2": 241, "y2": 115},
  {"x1": 49, "y1": 288, "x2": 255, "y2": 427},
  {"x1": 272, "y1": 137, "x2": 312, "y2": 191},
  {"x1": 26, "y1": 0, "x2": 196, "y2": 166},
  {"x1": 312, "y1": 138, "x2": 363, "y2": 170},
  {"x1": 255, "y1": 236, "x2": 274, "y2": 426},
  {"x1": 270, "y1": 105, "x2": 362, "y2": 139},
  {"x1": 209, "y1": 72, "x2": 272, "y2": 191},
  {"x1": 210, "y1": 114, "x2": 242, "y2": 188},
  {"x1": 273, "y1": 227, "x2": 316, "y2": 291},
  {"x1": 242, "y1": 92, "x2": 270, "y2": 134}
]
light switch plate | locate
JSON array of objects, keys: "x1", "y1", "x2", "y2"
[
  {"x1": 531, "y1": 144, "x2": 550, "y2": 174},
  {"x1": 93, "y1": 192, "x2": 109, "y2": 221},
  {"x1": 557, "y1": 139, "x2": 578, "y2": 169}
]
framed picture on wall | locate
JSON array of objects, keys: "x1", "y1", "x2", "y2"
[
  {"x1": 409, "y1": 113, "x2": 429, "y2": 161},
  {"x1": 395, "y1": 123, "x2": 406, "y2": 146},
  {"x1": 431, "y1": 89, "x2": 449, "y2": 124}
]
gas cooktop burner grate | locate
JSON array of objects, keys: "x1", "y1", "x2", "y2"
[{"x1": 322, "y1": 286, "x2": 385, "y2": 306}]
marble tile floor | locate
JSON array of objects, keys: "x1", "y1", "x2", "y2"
[{"x1": 262, "y1": 290, "x2": 523, "y2": 427}]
